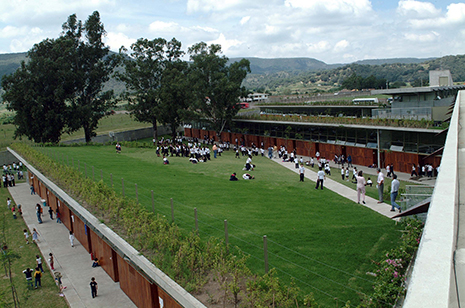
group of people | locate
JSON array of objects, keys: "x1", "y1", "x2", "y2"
[
  {"x1": 2, "y1": 162, "x2": 24, "y2": 188},
  {"x1": 410, "y1": 163, "x2": 438, "y2": 178}
]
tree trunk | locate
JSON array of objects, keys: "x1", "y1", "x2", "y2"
[
  {"x1": 152, "y1": 121, "x2": 158, "y2": 142},
  {"x1": 84, "y1": 124, "x2": 92, "y2": 143},
  {"x1": 171, "y1": 125, "x2": 177, "y2": 142}
]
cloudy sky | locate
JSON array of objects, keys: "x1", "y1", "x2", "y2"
[{"x1": 0, "y1": 0, "x2": 463, "y2": 64}]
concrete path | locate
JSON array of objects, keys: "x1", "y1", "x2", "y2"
[
  {"x1": 9, "y1": 182, "x2": 136, "y2": 308},
  {"x1": 269, "y1": 156, "x2": 435, "y2": 218}
]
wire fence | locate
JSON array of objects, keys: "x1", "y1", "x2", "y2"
[{"x1": 40, "y1": 146, "x2": 389, "y2": 306}]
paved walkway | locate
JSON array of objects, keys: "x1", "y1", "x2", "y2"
[
  {"x1": 270, "y1": 155, "x2": 436, "y2": 218},
  {"x1": 9, "y1": 182, "x2": 136, "y2": 308}
]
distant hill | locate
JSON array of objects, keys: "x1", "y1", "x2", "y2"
[
  {"x1": 352, "y1": 57, "x2": 435, "y2": 66},
  {"x1": 228, "y1": 57, "x2": 337, "y2": 74},
  {"x1": 0, "y1": 52, "x2": 26, "y2": 80},
  {"x1": 1, "y1": 52, "x2": 464, "y2": 96}
]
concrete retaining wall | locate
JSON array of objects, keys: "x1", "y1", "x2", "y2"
[{"x1": 61, "y1": 125, "x2": 175, "y2": 144}]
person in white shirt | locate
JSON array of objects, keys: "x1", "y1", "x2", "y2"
[
  {"x1": 341, "y1": 167, "x2": 345, "y2": 180},
  {"x1": 245, "y1": 156, "x2": 253, "y2": 171},
  {"x1": 377, "y1": 169, "x2": 385, "y2": 203},
  {"x1": 390, "y1": 174, "x2": 401, "y2": 212},
  {"x1": 315, "y1": 167, "x2": 325, "y2": 190},
  {"x1": 299, "y1": 164, "x2": 305, "y2": 182}
]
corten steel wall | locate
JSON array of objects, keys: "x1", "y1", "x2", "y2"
[
  {"x1": 16, "y1": 150, "x2": 205, "y2": 308},
  {"x1": 184, "y1": 128, "x2": 442, "y2": 173}
]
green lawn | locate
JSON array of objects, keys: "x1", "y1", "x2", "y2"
[
  {"x1": 0, "y1": 113, "x2": 150, "y2": 150},
  {"x1": 0, "y1": 184, "x2": 68, "y2": 308},
  {"x1": 38, "y1": 145, "x2": 402, "y2": 306}
]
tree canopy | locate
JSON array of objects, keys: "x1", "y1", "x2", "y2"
[
  {"x1": 1, "y1": 11, "x2": 116, "y2": 143},
  {"x1": 188, "y1": 42, "x2": 250, "y2": 138},
  {"x1": 117, "y1": 38, "x2": 190, "y2": 141}
]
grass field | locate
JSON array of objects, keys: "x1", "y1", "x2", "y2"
[
  {"x1": 0, "y1": 182, "x2": 68, "y2": 308},
  {"x1": 0, "y1": 113, "x2": 151, "y2": 150},
  {"x1": 38, "y1": 145, "x2": 403, "y2": 307}
]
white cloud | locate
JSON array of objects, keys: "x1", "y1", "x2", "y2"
[
  {"x1": 334, "y1": 40, "x2": 349, "y2": 52},
  {"x1": 284, "y1": 0, "x2": 373, "y2": 17},
  {"x1": 207, "y1": 33, "x2": 242, "y2": 52},
  {"x1": 445, "y1": 3, "x2": 465, "y2": 23},
  {"x1": 0, "y1": 26, "x2": 28, "y2": 38},
  {"x1": 105, "y1": 32, "x2": 136, "y2": 51},
  {"x1": 306, "y1": 41, "x2": 331, "y2": 53},
  {"x1": 240, "y1": 16, "x2": 250, "y2": 25},
  {"x1": 186, "y1": 0, "x2": 246, "y2": 14},
  {"x1": 149, "y1": 21, "x2": 181, "y2": 32},
  {"x1": 397, "y1": 0, "x2": 441, "y2": 18},
  {"x1": 403, "y1": 31, "x2": 439, "y2": 42},
  {"x1": 0, "y1": 0, "x2": 464, "y2": 64}
]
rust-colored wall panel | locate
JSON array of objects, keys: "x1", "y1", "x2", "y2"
[
  {"x1": 158, "y1": 288, "x2": 182, "y2": 308},
  {"x1": 48, "y1": 193, "x2": 57, "y2": 212},
  {"x1": 89, "y1": 230, "x2": 118, "y2": 282},
  {"x1": 72, "y1": 214, "x2": 89, "y2": 253},
  {"x1": 61, "y1": 204, "x2": 72, "y2": 231},
  {"x1": 117, "y1": 254, "x2": 155, "y2": 308},
  {"x1": 183, "y1": 128, "x2": 192, "y2": 138}
]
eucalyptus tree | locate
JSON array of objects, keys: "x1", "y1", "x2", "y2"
[
  {"x1": 188, "y1": 42, "x2": 250, "y2": 139},
  {"x1": 1, "y1": 37, "x2": 75, "y2": 143}
]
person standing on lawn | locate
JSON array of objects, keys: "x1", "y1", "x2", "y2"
[
  {"x1": 34, "y1": 267, "x2": 42, "y2": 288},
  {"x1": 356, "y1": 170, "x2": 367, "y2": 204},
  {"x1": 315, "y1": 167, "x2": 325, "y2": 190},
  {"x1": 299, "y1": 164, "x2": 305, "y2": 182},
  {"x1": 390, "y1": 174, "x2": 402, "y2": 213},
  {"x1": 377, "y1": 169, "x2": 385, "y2": 203},
  {"x1": 36, "y1": 255, "x2": 44, "y2": 273},
  {"x1": 23, "y1": 268, "x2": 33, "y2": 289}
]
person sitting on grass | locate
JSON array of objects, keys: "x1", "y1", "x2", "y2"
[
  {"x1": 366, "y1": 177, "x2": 373, "y2": 187},
  {"x1": 229, "y1": 173, "x2": 239, "y2": 181},
  {"x1": 163, "y1": 156, "x2": 169, "y2": 164}
]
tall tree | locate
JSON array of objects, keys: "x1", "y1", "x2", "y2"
[
  {"x1": 157, "y1": 38, "x2": 192, "y2": 140},
  {"x1": 65, "y1": 12, "x2": 117, "y2": 143},
  {"x1": 188, "y1": 42, "x2": 250, "y2": 139},
  {"x1": 1, "y1": 11, "x2": 116, "y2": 143},
  {"x1": 1, "y1": 37, "x2": 75, "y2": 143},
  {"x1": 117, "y1": 38, "x2": 167, "y2": 141}
]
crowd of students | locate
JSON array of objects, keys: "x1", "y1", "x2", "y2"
[{"x1": 2, "y1": 162, "x2": 24, "y2": 188}]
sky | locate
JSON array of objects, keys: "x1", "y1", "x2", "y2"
[{"x1": 0, "y1": 0, "x2": 464, "y2": 64}]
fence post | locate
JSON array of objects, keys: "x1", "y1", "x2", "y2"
[
  {"x1": 264, "y1": 235, "x2": 269, "y2": 273},
  {"x1": 224, "y1": 220, "x2": 229, "y2": 254},
  {"x1": 122, "y1": 178, "x2": 125, "y2": 197},
  {"x1": 135, "y1": 184, "x2": 138, "y2": 204},
  {"x1": 171, "y1": 198, "x2": 174, "y2": 222},
  {"x1": 100, "y1": 169, "x2": 103, "y2": 181},
  {"x1": 194, "y1": 207, "x2": 198, "y2": 232},
  {"x1": 151, "y1": 190, "x2": 154, "y2": 213},
  {"x1": 111, "y1": 173, "x2": 113, "y2": 187}
]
